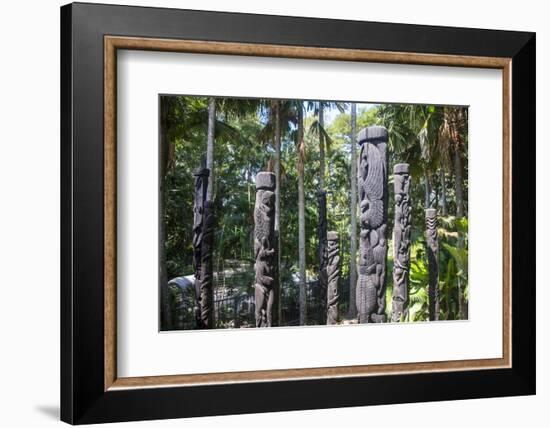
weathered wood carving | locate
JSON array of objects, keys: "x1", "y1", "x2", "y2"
[
  {"x1": 254, "y1": 172, "x2": 277, "y2": 327},
  {"x1": 199, "y1": 200, "x2": 215, "y2": 327},
  {"x1": 192, "y1": 167, "x2": 214, "y2": 328},
  {"x1": 317, "y1": 189, "x2": 328, "y2": 324},
  {"x1": 426, "y1": 208, "x2": 440, "y2": 321},
  {"x1": 356, "y1": 126, "x2": 389, "y2": 323},
  {"x1": 326, "y1": 231, "x2": 340, "y2": 325},
  {"x1": 391, "y1": 163, "x2": 412, "y2": 322}
]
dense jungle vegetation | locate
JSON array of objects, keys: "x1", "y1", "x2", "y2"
[{"x1": 160, "y1": 96, "x2": 468, "y2": 329}]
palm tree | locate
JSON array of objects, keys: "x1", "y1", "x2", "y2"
[
  {"x1": 419, "y1": 105, "x2": 468, "y2": 218},
  {"x1": 258, "y1": 99, "x2": 296, "y2": 325},
  {"x1": 291, "y1": 99, "x2": 342, "y2": 325},
  {"x1": 308, "y1": 102, "x2": 347, "y2": 191},
  {"x1": 437, "y1": 106, "x2": 468, "y2": 318},
  {"x1": 296, "y1": 102, "x2": 307, "y2": 325},
  {"x1": 204, "y1": 97, "x2": 261, "y2": 201},
  {"x1": 160, "y1": 96, "x2": 259, "y2": 329},
  {"x1": 454, "y1": 147, "x2": 464, "y2": 217},
  {"x1": 349, "y1": 103, "x2": 358, "y2": 318},
  {"x1": 449, "y1": 107, "x2": 467, "y2": 218},
  {"x1": 271, "y1": 99, "x2": 312, "y2": 326},
  {"x1": 306, "y1": 101, "x2": 347, "y2": 322},
  {"x1": 159, "y1": 95, "x2": 199, "y2": 329},
  {"x1": 418, "y1": 120, "x2": 433, "y2": 208},
  {"x1": 378, "y1": 104, "x2": 444, "y2": 208},
  {"x1": 439, "y1": 167, "x2": 448, "y2": 215},
  {"x1": 434, "y1": 108, "x2": 452, "y2": 217}
]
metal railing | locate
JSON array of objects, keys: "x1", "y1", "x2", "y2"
[{"x1": 170, "y1": 270, "x2": 351, "y2": 330}]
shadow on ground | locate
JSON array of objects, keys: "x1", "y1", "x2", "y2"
[{"x1": 35, "y1": 405, "x2": 59, "y2": 420}]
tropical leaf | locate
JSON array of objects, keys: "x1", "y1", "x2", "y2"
[{"x1": 442, "y1": 243, "x2": 468, "y2": 279}]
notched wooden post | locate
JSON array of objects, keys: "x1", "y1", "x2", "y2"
[
  {"x1": 426, "y1": 208, "x2": 440, "y2": 321},
  {"x1": 326, "y1": 231, "x2": 340, "y2": 325}
]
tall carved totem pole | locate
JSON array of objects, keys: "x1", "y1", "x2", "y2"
[
  {"x1": 426, "y1": 208, "x2": 440, "y2": 321},
  {"x1": 356, "y1": 126, "x2": 389, "y2": 323},
  {"x1": 326, "y1": 231, "x2": 340, "y2": 325},
  {"x1": 317, "y1": 190, "x2": 328, "y2": 324},
  {"x1": 391, "y1": 163, "x2": 412, "y2": 322},
  {"x1": 193, "y1": 167, "x2": 214, "y2": 328},
  {"x1": 253, "y1": 172, "x2": 277, "y2": 327}
]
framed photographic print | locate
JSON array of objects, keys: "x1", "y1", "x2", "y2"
[{"x1": 60, "y1": 2, "x2": 535, "y2": 424}]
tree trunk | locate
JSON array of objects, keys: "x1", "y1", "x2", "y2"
[
  {"x1": 424, "y1": 172, "x2": 431, "y2": 209},
  {"x1": 457, "y1": 276, "x2": 463, "y2": 320},
  {"x1": 460, "y1": 284, "x2": 468, "y2": 320},
  {"x1": 319, "y1": 104, "x2": 325, "y2": 191},
  {"x1": 274, "y1": 101, "x2": 282, "y2": 325},
  {"x1": 206, "y1": 97, "x2": 216, "y2": 201},
  {"x1": 453, "y1": 148, "x2": 464, "y2": 218},
  {"x1": 440, "y1": 167, "x2": 448, "y2": 215},
  {"x1": 453, "y1": 145, "x2": 467, "y2": 319},
  {"x1": 159, "y1": 99, "x2": 172, "y2": 330},
  {"x1": 297, "y1": 104, "x2": 307, "y2": 326},
  {"x1": 348, "y1": 103, "x2": 358, "y2": 319},
  {"x1": 316, "y1": 103, "x2": 327, "y2": 324}
]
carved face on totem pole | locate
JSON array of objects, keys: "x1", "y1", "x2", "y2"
[
  {"x1": 259, "y1": 191, "x2": 275, "y2": 217},
  {"x1": 391, "y1": 163, "x2": 411, "y2": 322},
  {"x1": 254, "y1": 176, "x2": 276, "y2": 252},
  {"x1": 356, "y1": 126, "x2": 389, "y2": 323},
  {"x1": 254, "y1": 172, "x2": 277, "y2": 327}
]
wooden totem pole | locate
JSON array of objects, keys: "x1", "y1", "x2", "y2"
[
  {"x1": 391, "y1": 163, "x2": 412, "y2": 322},
  {"x1": 326, "y1": 231, "x2": 340, "y2": 325},
  {"x1": 356, "y1": 126, "x2": 389, "y2": 323},
  {"x1": 200, "y1": 200, "x2": 215, "y2": 327},
  {"x1": 192, "y1": 167, "x2": 214, "y2": 328},
  {"x1": 426, "y1": 208, "x2": 440, "y2": 321},
  {"x1": 317, "y1": 189, "x2": 328, "y2": 324},
  {"x1": 254, "y1": 172, "x2": 277, "y2": 327}
]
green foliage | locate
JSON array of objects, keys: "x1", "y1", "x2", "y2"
[
  {"x1": 404, "y1": 216, "x2": 469, "y2": 322},
  {"x1": 408, "y1": 242, "x2": 430, "y2": 321},
  {"x1": 161, "y1": 96, "x2": 469, "y2": 327}
]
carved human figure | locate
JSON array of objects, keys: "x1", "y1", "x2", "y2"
[
  {"x1": 317, "y1": 190, "x2": 328, "y2": 324},
  {"x1": 356, "y1": 126, "x2": 389, "y2": 323},
  {"x1": 192, "y1": 167, "x2": 213, "y2": 328},
  {"x1": 391, "y1": 163, "x2": 412, "y2": 322},
  {"x1": 426, "y1": 208, "x2": 440, "y2": 321},
  {"x1": 326, "y1": 231, "x2": 340, "y2": 325},
  {"x1": 254, "y1": 172, "x2": 277, "y2": 327}
]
